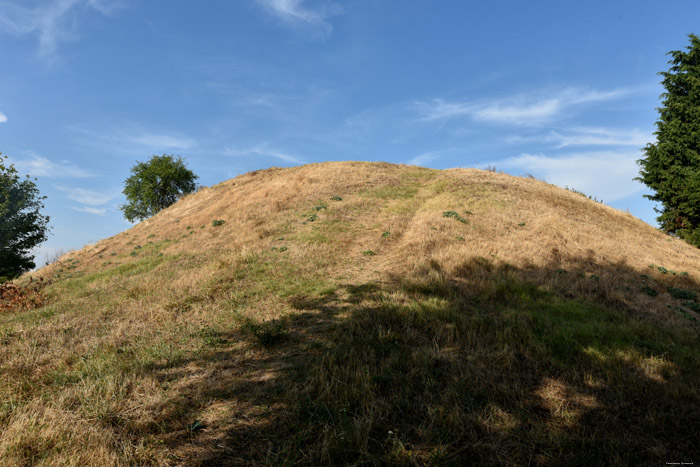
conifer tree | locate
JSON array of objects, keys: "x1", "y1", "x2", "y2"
[{"x1": 637, "y1": 34, "x2": 700, "y2": 246}]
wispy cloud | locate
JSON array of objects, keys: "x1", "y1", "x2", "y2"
[
  {"x1": 69, "y1": 124, "x2": 197, "y2": 155},
  {"x1": 0, "y1": 0, "x2": 121, "y2": 58},
  {"x1": 495, "y1": 151, "x2": 644, "y2": 202},
  {"x1": 407, "y1": 152, "x2": 439, "y2": 166},
  {"x1": 416, "y1": 87, "x2": 634, "y2": 126},
  {"x1": 9, "y1": 152, "x2": 95, "y2": 178},
  {"x1": 54, "y1": 185, "x2": 117, "y2": 205},
  {"x1": 224, "y1": 143, "x2": 305, "y2": 164},
  {"x1": 256, "y1": 0, "x2": 334, "y2": 38},
  {"x1": 506, "y1": 127, "x2": 652, "y2": 148},
  {"x1": 0, "y1": 111, "x2": 7, "y2": 123},
  {"x1": 73, "y1": 206, "x2": 107, "y2": 215},
  {"x1": 126, "y1": 132, "x2": 196, "y2": 150},
  {"x1": 547, "y1": 127, "x2": 651, "y2": 148}
]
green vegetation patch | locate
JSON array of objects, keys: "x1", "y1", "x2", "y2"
[
  {"x1": 363, "y1": 183, "x2": 420, "y2": 200},
  {"x1": 266, "y1": 266, "x2": 700, "y2": 465}
]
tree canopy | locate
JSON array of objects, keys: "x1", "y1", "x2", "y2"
[
  {"x1": 120, "y1": 154, "x2": 198, "y2": 222},
  {"x1": 0, "y1": 152, "x2": 50, "y2": 281},
  {"x1": 637, "y1": 34, "x2": 700, "y2": 246}
]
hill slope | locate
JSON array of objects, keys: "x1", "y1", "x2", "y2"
[{"x1": 2, "y1": 161, "x2": 700, "y2": 465}]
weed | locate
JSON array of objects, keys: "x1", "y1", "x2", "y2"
[
  {"x1": 110, "y1": 252, "x2": 117, "y2": 256},
  {"x1": 565, "y1": 186, "x2": 604, "y2": 203},
  {"x1": 330, "y1": 196, "x2": 343, "y2": 201},
  {"x1": 307, "y1": 214, "x2": 318, "y2": 222},
  {"x1": 456, "y1": 236, "x2": 465, "y2": 241},
  {"x1": 279, "y1": 247, "x2": 288, "y2": 252},
  {"x1": 212, "y1": 219, "x2": 226, "y2": 227},
  {"x1": 589, "y1": 274, "x2": 601, "y2": 281},
  {"x1": 518, "y1": 222, "x2": 526, "y2": 227},
  {"x1": 362, "y1": 250, "x2": 376, "y2": 256},
  {"x1": 642, "y1": 286, "x2": 659, "y2": 297},
  {"x1": 147, "y1": 234, "x2": 155, "y2": 239},
  {"x1": 668, "y1": 287, "x2": 697, "y2": 301},
  {"x1": 683, "y1": 301, "x2": 700, "y2": 313},
  {"x1": 382, "y1": 231, "x2": 391, "y2": 238},
  {"x1": 671, "y1": 305, "x2": 698, "y2": 322},
  {"x1": 314, "y1": 202, "x2": 327, "y2": 211},
  {"x1": 442, "y1": 211, "x2": 468, "y2": 223},
  {"x1": 188, "y1": 420, "x2": 205, "y2": 434},
  {"x1": 464, "y1": 210, "x2": 473, "y2": 215},
  {"x1": 245, "y1": 319, "x2": 288, "y2": 346}
]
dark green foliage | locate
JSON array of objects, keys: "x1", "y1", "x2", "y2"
[
  {"x1": 667, "y1": 286, "x2": 697, "y2": 301},
  {"x1": 120, "y1": 154, "x2": 198, "y2": 222},
  {"x1": 442, "y1": 211, "x2": 468, "y2": 223},
  {"x1": 637, "y1": 34, "x2": 700, "y2": 246},
  {"x1": 642, "y1": 286, "x2": 659, "y2": 297},
  {"x1": 0, "y1": 153, "x2": 50, "y2": 281},
  {"x1": 211, "y1": 219, "x2": 225, "y2": 227},
  {"x1": 330, "y1": 196, "x2": 342, "y2": 201},
  {"x1": 246, "y1": 319, "x2": 287, "y2": 346}
]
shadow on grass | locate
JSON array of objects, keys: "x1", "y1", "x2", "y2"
[{"x1": 139, "y1": 256, "x2": 700, "y2": 466}]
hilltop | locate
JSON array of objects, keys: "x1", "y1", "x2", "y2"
[{"x1": 2, "y1": 161, "x2": 699, "y2": 465}]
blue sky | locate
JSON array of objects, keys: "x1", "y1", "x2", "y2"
[{"x1": 1, "y1": 0, "x2": 698, "y2": 263}]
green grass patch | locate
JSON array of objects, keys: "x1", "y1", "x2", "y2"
[{"x1": 363, "y1": 183, "x2": 419, "y2": 200}]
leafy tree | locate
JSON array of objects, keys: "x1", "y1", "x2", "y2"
[
  {"x1": 0, "y1": 152, "x2": 50, "y2": 281},
  {"x1": 120, "y1": 154, "x2": 198, "y2": 222},
  {"x1": 637, "y1": 34, "x2": 700, "y2": 246}
]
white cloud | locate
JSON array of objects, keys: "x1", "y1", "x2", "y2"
[
  {"x1": 72, "y1": 206, "x2": 107, "y2": 215},
  {"x1": 495, "y1": 151, "x2": 644, "y2": 202},
  {"x1": 0, "y1": 111, "x2": 7, "y2": 123},
  {"x1": 417, "y1": 87, "x2": 633, "y2": 126},
  {"x1": 126, "y1": 132, "x2": 196, "y2": 150},
  {"x1": 547, "y1": 127, "x2": 651, "y2": 148},
  {"x1": 54, "y1": 185, "x2": 116, "y2": 205},
  {"x1": 68, "y1": 124, "x2": 197, "y2": 155},
  {"x1": 407, "y1": 152, "x2": 438, "y2": 166},
  {"x1": 506, "y1": 127, "x2": 652, "y2": 148},
  {"x1": 9, "y1": 152, "x2": 95, "y2": 178},
  {"x1": 224, "y1": 144, "x2": 305, "y2": 164},
  {"x1": 0, "y1": 0, "x2": 120, "y2": 58},
  {"x1": 256, "y1": 0, "x2": 334, "y2": 37}
]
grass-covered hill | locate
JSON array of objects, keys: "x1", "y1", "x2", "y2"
[{"x1": 2, "y1": 161, "x2": 700, "y2": 465}]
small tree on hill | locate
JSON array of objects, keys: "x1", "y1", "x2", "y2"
[
  {"x1": 120, "y1": 154, "x2": 198, "y2": 222},
  {"x1": 0, "y1": 152, "x2": 50, "y2": 281},
  {"x1": 637, "y1": 34, "x2": 700, "y2": 246}
]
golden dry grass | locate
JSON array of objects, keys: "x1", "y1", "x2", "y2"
[{"x1": 2, "y1": 161, "x2": 699, "y2": 465}]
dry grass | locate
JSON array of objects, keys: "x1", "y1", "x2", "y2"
[{"x1": 1, "y1": 161, "x2": 699, "y2": 465}]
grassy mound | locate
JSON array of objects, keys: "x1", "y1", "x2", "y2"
[{"x1": 1, "y1": 162, "x2": 699, "y2": 465}]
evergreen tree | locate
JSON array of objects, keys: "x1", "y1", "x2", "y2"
[
  {"x1": 120, "y1": 154, "x2": 198, "y2": 222},
  {"x1": 0, "y1": 152, "x2": 50, "y2": 281},
  {"x1": 637, "y1": 34, "x2": 700, "y2": 246}
]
